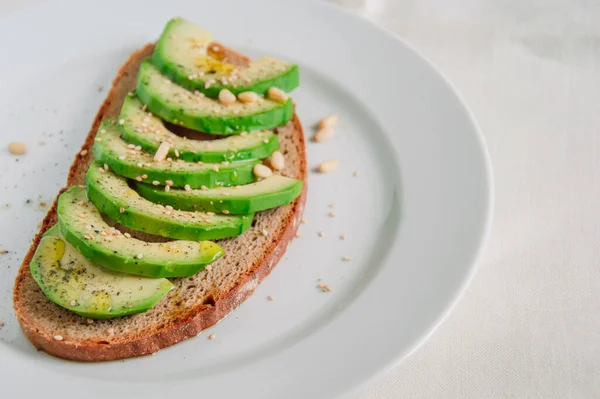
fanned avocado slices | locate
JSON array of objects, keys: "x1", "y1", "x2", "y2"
[
  {"x1": 119, "y1": 96, "x2": 280, "y2": 163},
  {"x1": 136, "y1": 60, "x2": 294, "y2": 134},
  {"x1": 86, "y1": 161, "x2": 253, "y2": 241},
  {"x1": 57, "y1": 186, "x2": 225, "y2": 278},
  {"x1": 93, "y1": 121, "x2": 258, "y2": 188},
  {"x1": 30, "y1": 231, "x2": 173, "y2": 320},
  {"x1": 134, "y1": 175, "x2": 303, "y2": 214},
  {"x1": 152, "y1": 17, "x2": 299, "y2": 97}
]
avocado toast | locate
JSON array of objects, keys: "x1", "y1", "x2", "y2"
[{"x1": 12, "y1": 19, "x2": 306, "y2": 362}]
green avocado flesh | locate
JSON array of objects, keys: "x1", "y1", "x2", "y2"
[
  {"x1": 86, "y1": 162, "x2": 253, "y2": 241},
  {"x1": 30, "y1": 234, "x2": 173, "y2": 319},
  {"x1": 119, "y1": 96, "x2": 280, "y2": 163},
  {"x1": 136, "y1": 60, "x2": 294, "y2": 135},
  {"x1": 57, "y1": 186, "x2": 225, "y2": 278},
  {"x1": 93, "y1": 121, "x2": 258, "y2": 188},
  {"x1": 153, "y1": 18, "x2": 299, "y2": 98},
  {"x1": 134, "y1": 175, "x2": 303, "y2": 214}
]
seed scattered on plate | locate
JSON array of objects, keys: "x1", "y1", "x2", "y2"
[
  {"x1": 317, "y1": 160, "x2": 339, "y2": 173},
  {"x1": 208, "y1": 333, "x2": 216, "y2": 340},
  {"x1": 342, "y1": 256, "x2": 351, "y2": 261},
  {"x1": 295, "y1": 233, "x2": 303, "y2": 238},
  {"x1": 313, "y1": 127, "x2": 335, "y2": 143},
  {"x1": 267, "y1": 295, "x2": 275, "y2": 301},
  {"x1": 319, "y1": 114, "x2": 339, "y2": 129},
  {"x1": 301, "y1": 218, "x2": 308, "y2": 224},
  {"x1": 0, "y1": 249, "x2": 8, "y2": 255},
  {"x1": 340, "y1": 233, "x2": 347, "y2": 240},
  {"x1": 353, "y1": 170, "x2": 360, "y2": 177},
  {"x1": 329, "y1": 211, "x2": 336, "y2": 217},
  {"x1": 317, "y1": 284, "x2": 331, "y2": 292},
  {"x1": 8, "y1": 142, "x2": 27, "y2": 155},
  {"x1": 318, "y1": 231, "x2": 325, "y2": 237}
]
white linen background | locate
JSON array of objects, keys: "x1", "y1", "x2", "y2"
[{"x1": 2, "y1": 0, "x2": 600, "y2": 397}]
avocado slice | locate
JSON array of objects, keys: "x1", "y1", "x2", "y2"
[
  {"x1": 119, "y1": 96, "x2": 280, "y2": 163},
  {"x1": 136, "y1": 60, "x2": 294, "y2": 134},
  {"x1": 86, "y1": 162, "x2": 253, "y2": 241},
  {"x1": 93, "y1": 121, "x2": 258, "y2": 188},
  {"x1": 57, "y1": 186, "x2": 225, "y2": 278},
  {"x1": 134, "y1": 175, "x2": 303, "y2": 214},
  {"x1": 152, "y1": 17, "x2": 299, "y2": 98},
  {"x1": 30, "y1": 233, "x2": 173, "y2": 319}
]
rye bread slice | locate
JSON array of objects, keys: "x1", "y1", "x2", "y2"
[{"x1": 12, "y1": 43, "x2": 307, "y2": 362}]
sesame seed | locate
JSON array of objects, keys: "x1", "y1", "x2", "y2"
[
  {"x1": 353, "y1": 170, "x2": 361, "y2": 177},
  {"x1": 118, "y1": 119, "x2": 125, "y2": 125},
  {"x1": 329, "y1": 211, "x2": 336, "y2": 217},
  {"x1": 342, "y1": 256, "x2": 351, "y2": 261},
  {"x1": 53, "y1": 335, "x2": 64, "y2": 341},
  {"x1": 135, "y1": 145, "x2": 142, "y2": 151},
  {"x1": 135, "y1": 176, "x2": 143, "y2": 182},
  {"x1": 174, "y1": 149, "x2": 180, "y2": 157},
  {"x1": 0, "y1": 249, "x2": 8, "y2": 255},
  {"x1": 152, "y1": 180, "x2": 160, "y2": 186},
  {"x1": 165, "y1": 180, "x2": 174, "y2": 186},
  {"x1": 103, "y1": 163, "x2": 109, "y2": 171},
  {"x1": 165, "y1": 205, "x2": 174, "y2": 211},
  {"x1": 222, "y1": 210, "x2": 230, "y2": 214},
  {"x1": 301, "y1": 218, "x2": 308, "y2": 224},
  {"x1": 127, "y1": 144, "x2": 135, "y2": 149},
  {"x1": 124, "y1": 233, "x2": 132, "y2": 238},
  {"x1": 69, "y1": 300, "x2": 77, "y2": 306},
  {"x1": 184, "y1": 184, "x2": 192, "y2": 192},
  {"x1": 87, "y1": 319, "x2": 94, "y2": 324},
  {"x1": 295, "y1": 233, "x2": 303, "y2": 238},
  {"x1": 341, "y1": 233, "x2": 347, "y2": 240},
  {"x1": 329, "y1": 203, "x2": 336, "y2": 208},
  {"x1": 261, "y1": 229, "x2": 269, "y2": 236},
  {"x1": 119, "y1": 207, "x2": 125, "y2": 214},
  {"x1": 201, "y1": 185, "x2": 208, "y2": 191},
  {"x1": 317, "y1": 284, "x2": 331, "y2": 292},
  {"x1": 94, "y1": 137, "x2": 102, "y2": 142},
  {"x1": 318, "y1": 231, "x2": 325, "y2": 237},
  {"x1": 80, "y1": 149, "x2": 88, "y2": 156},
  {"x1": 137, "y1": 253, "x2": 143, "y2": 259},
  {"x1": 208, "y1": 333, "x2": 216, "y2": 340},
  {"x1": 165, "y1": 185, "x2": 170, "y2": 192},
  {"x1": 267, "y1": 295, "x2": 275, "y2": 301},
  {"x1": 0, "y1": 321, "x2": 4, "y2": 327},
  {"x1": 212, "y1": 165, "x2": 219, "y2": 172},
  {"x1": 197, "y1": 161, "x2": 205, "y2": 166},
  {"x1": 141, "y1": 174, "x2": 148, "y2": 179}
]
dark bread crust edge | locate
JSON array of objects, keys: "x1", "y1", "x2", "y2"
[{"x1": 12, "y1": 44, "x2": 307, "y2": 362}]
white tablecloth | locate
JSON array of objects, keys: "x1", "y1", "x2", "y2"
[{"x1": 3, "y1": 1, "x2": 599, "y2": 397}]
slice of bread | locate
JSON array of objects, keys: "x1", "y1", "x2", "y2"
[{"x1": 12, "y1": 43, "x2": 307, "y2": 362}]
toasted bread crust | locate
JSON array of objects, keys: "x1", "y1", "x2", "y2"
[{"x1": 13, "y1": 44, "x2": 306, "y2": 361}]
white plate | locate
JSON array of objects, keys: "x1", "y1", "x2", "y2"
[{"x1": 0, "y1": 1, "x2": 493, "y2": 398}]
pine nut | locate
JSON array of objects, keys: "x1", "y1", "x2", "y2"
[
  {"x1": 269, "y1": 151, "x2": 285, "y2": 170},
  {"x1": 253, "y1": 164, "x2": 273, "y2": 178},
  {"x1": 154, "y1": 142, "x2": 171, "y2": 162},
  {"x1": 267, "y1": 87, "x2": 287, "y2": 102},
  {"x1": 313, "y1": 127, "x2": 335, "y2": 143},
  {"x1": 319, "y1": 114, "x2": 339, "y2": 129},
  {"x1": 238, "y1": 91, "x2": 259, "y2": 103},
  {"x1": 8, "y1": 142, "x2": 26, "y2": 155},
  {"x1": 317, "y1": 160, "x2": 339, "y2": 173},
  {"x1": 218, "y1": 89, "x2": 236, "y2": 105}
]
